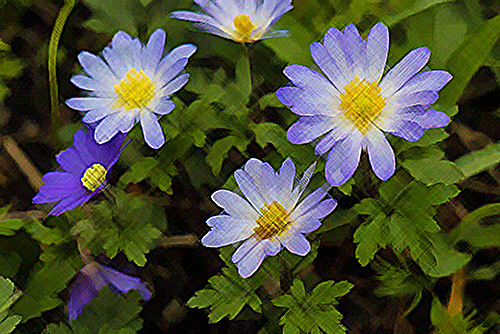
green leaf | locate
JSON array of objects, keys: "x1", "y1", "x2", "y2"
[
  {"x1": 397, "y1": 129, "x2": 449, "y2": 153},
  {"x1": 0, "y1": 277, "x2": 21, "y2": 334},
  {"x1": 187, "y1": 264, "x2": 262, "y2": 323},
  {"x1": 273, "y1": 279, "x2": 352, "y2": 334},
  {"x1": 290, "y1": 279, "x2": 306, "y2": 301},
  {"x1": 454, "y1": 142, "x2": 500, "y2": 178},
  {"x1": 71, "y1": 191, "x2": 166, "y2": 266},
  {"x1": 309, "y1": 281, "x2": 354, "y2": 305},
  {"x1": 24, "y1": 219, "x2": 67, "y2": 245},
  {"x1": 80, "y1": 0, "x2": 139, "y2": 35},
  {"x1": 206, "y1": 136, "x2": 248, "y2": 174},
  {"x1": 402, "y1": 158, "x2": 464, "y2": 185},
  {"x1": 383, "y1": 0, "x2": 454, "y2": 26},
  {"x1": 440, "y1": 15, "x2": 500, "y2": 105},
  {"x1": 13, "y1": 259, "x2": 76, "y2": 321},
  {"x1": 66, "y1": 288, "x2": 144, "y2": 334},
  {"x1": 354, "y1": 212, "x2": 388, "y2": 266}
]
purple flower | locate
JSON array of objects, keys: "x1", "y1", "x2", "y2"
[
  {"x1": 32, "y1": 127, "x2": 125, "y2": 215},
  {"x1": 202, "y1": 158, "x2": 336, "y2": 278},
  {"x1": 277, "y1": 23, "x2": 452, "y2": 186},
  {"x1": 68, "y1": 262, "x2": 152, "y2": 321}
]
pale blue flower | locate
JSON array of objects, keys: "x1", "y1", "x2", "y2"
[
  {"x1": 277, "y1": 23, "x2": 452, "y2": 186},
  {"x1": 202, "y1": 158, "x2": 336, "y2": 278},
  {"x1": 66, "y1": 29, "x2": 197, "y2": 149},
  {"x1": 171, "y1": 0, "x2": 293, "y2": 43}
]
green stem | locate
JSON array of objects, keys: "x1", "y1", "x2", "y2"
[{"x1": 49, "y1": 0, "x2": 75, "y2": 134}]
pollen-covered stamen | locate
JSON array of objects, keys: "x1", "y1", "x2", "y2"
[
  {"x1": 233, "y1": 14, "x2": 257, "y2": 43},
  {"x1": 254, "y1": 201, "x2": 290, "y2": 240},
  {"x1": 113, "y1": 68, "x2": 156, "y2": 110},
  {"x1": 340, "y1": 77, "x2": 386, "y2": 133},
  {"x1": 81, "y1": 164, "x2": 107, "y2": 192}
]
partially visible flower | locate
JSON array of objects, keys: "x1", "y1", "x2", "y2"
[
  {"x1": 277, "y1": 23, "x2": 452, "y2": 186},
  {"x1": 66, "y1": 29, "x2": 196, "y2": 149},
  {"x1": 32, "y1": 127, "x2": 125, "y2": 215},
  {"x1": 68, "y1": 262, "x2": 152, "y2": 321},
  {"x1": 171, "y1": 0, "x2": 293, "y2": 43},
  {"x1": 202, "y1": 158, "x2": 336, "y2": 278}
]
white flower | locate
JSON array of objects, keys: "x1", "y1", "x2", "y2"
[
  {"x1": 202, "y1": 158, "x2": 336, "y2": 278},
  {"x1": 171, "y1": 0, "x2": 293, "y2": 43},
  {"x1": 66, "y1": 29, "x2": 197, "y2": 149}
]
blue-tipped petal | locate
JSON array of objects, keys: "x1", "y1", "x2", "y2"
[
  {"x1": 365, "y1": 128, "x2": 395, "y2": 181},
  {"x1": 379, "y1": 47, "x2": 431, "y2": 97},
  {"x1": 366, "y1": 22, "x2": 389, "y2": 83},
  {"x1": 325, "y1": 134, "x2": 362, "y2": 186},
  {"x1": 232, "y1": 238, "x2": 266, "y2": 278},
  {"x1": 211, "y1": 190, "x2": 258, "y2": 220},
  {"x1": 99, "y1": 265, "x2": 152, "y2": 301},
  {"x1": 287, "y1": 116, "x2": 336, "y2": 144},
  {"x1": 140, "y1": 111, "x2": 165, "y2": 149},
  {"x1": 279, "y1": 232, "x2": 311, "y2": 256}
]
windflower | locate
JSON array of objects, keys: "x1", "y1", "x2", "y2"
[
  {"x1": 32, "y1": 127, "x2": 125, "y2": 215},
  {"x1": 170, "y1": 0, "x2": 293, "y2": 43},
  {"x1": 202, "y1": 158, "x2": 336, "y2": 278},
  {"x1": 277, "y1": 23, "x2": 452, "y2": 186},
  {"x1": 68, "y1": 262, "x2": 152, "y2": 321},
  {"x1": 66, "y1": 29, "x2": 197, "y2": 149}
]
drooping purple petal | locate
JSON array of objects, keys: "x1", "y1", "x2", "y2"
[
  {"x1": 99, "y1": 265, "x2": 152, "y2": 301},
  {"x1": 68, "y1": 273, "x2": 100, "y2": 321}
]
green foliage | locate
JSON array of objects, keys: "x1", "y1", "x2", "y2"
[
  {"x1": 430, "y1": 298, "x2": 488, "y2": 334},
  {"x1": 454, "y1": 142, "x2": 500, "y2": 179},
  {"x1": 13, "y1": 258, "x2": 76, "y2": 322},
  {"x1": 187, "y1": 261, "x2": 264, "y2": 323},
  {"x1": 0, "y1": 206, "x2": 24, "y2": 236},
  {"x1": 0, "y1": 277, "x2": 22, "y2": 334},
  {"x1": 272, "y1": 278, "x2": 353, "y2": 334},
  {"x1": 70, "y1": 190, "x2": 166, "y2": 266},
  {"x1": 0, "y1": 40, "x2": 23, "y2": 102},
  {"x1": 353, "y1": 172, "x2": 468, "y2": 277},
  {"x1": 44, "y1": 288, "x2": 145, "y2": 334},
  {"x1": 440, "y1": 14, "x2": 500, "y2": 105}
]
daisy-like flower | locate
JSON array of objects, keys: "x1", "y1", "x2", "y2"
[
  {"x1": 202, "y1": 158, "x2": 336, "y2": 278},
  {"x1": 66, "y1": 29, "x2": 197, "y2": 149},
  {"x1": 277, "y1": 23, "x2": 452, "y2": 186},
  {"x1": 68, "y1": 261, "x2": 152, "y2": 321},
  {"x1": 170, "y1": 0, "x2": 293, "y2": 43},
  {"x1": 32, "y1": 127, "x2": 125, "y2": 215}
]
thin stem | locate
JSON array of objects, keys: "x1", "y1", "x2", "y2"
[{"x1": 49, "y1": 0, "x2": 75, "y2": 135}]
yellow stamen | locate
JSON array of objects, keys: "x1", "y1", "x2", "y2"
[
  {"x1": 113, "y1": 68, "x2": 156, "y2": 110},
  {"x1": 339, "y1": 77, "x2": 386, "y2": 133},
  {"x1": 254, "y1": 201, "x2": 290, "y2": 240},
  {"x1": 233, "y1": 14, "x2": 257, "y2": 43},
  {"x1": 81, "y1": 164, "x2": 107, "y2": 192}
]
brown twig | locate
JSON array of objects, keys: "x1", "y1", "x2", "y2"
[{"x1": 2, "y1": 135, "x2": 43, "y2": 190}]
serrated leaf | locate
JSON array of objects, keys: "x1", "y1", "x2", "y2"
[
  {"x1": 187, "y1": 264, "x2": 262, "y2": 323},
  {"x1": 0, "y1": 277, "x2": 21, "y2": 334},
  {"x1": 273, "y1": 279, "x2": 351, "y2": 334},
  {"x1": 354, "y1": 212, "x2": 388, "y2": 266},
  {"x1": 24, "y1": 219, "x2": 67, "y2": 245},
  {"x1": 119, "y1": 157, "x2": 159, "y2": 185},
  {"x1": 206, "y1": 136, "x2": 242, "y2": 174}
]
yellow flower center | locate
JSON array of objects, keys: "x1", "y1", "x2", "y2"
[
  {"x1": 339, "y1": 77, "x2": 386, "y2": 133},
  {"x1": 81, "y1": 164, "x2": 107, "y2": 192},
  {"x1": 113, "y1": 68, "x2": 156, "y2": 110},
  {"x1": 233, "y1": 14, "x2": 257, "y2": 43},
  {"x1": 254, "y1": 201, "x2": 290, "y2": 240}
]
